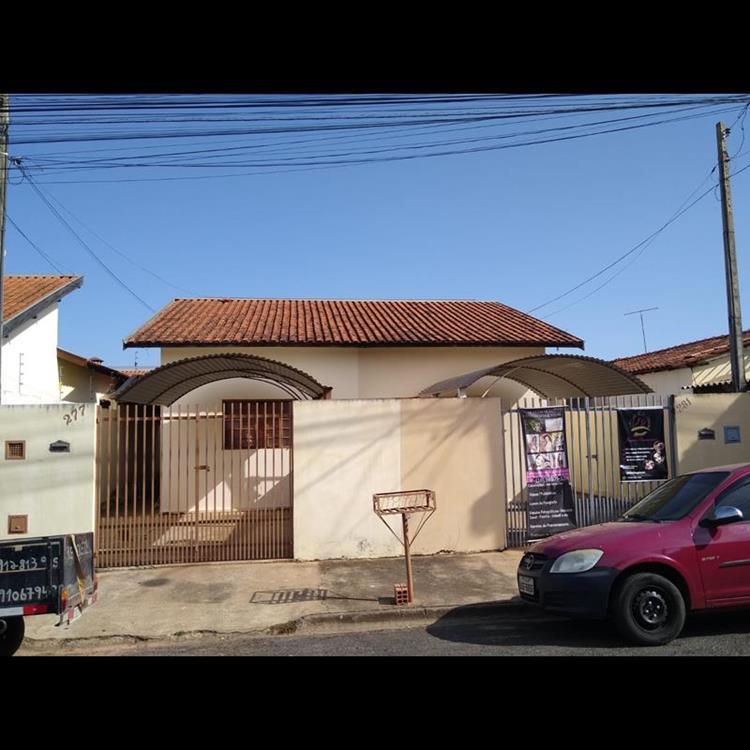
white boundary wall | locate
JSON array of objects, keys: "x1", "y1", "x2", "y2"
[{"x1": 0, "y1": 403, "x2": 96, "y2": 540}]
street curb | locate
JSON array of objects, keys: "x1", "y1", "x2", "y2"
[
  {"x1": 273, "y1": 597, "x2": 530, "y2": 634},
  {"x1": 20, "y1": 598, "x2": 531, "y2": 651}
]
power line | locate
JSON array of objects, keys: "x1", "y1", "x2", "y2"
[
  {"x1": 14, "y1": 104, "x2": 746, "y2": 186},
  {"x1": 38, "y1": 187, "x2": 194, "y2": 294},
  {"x1": 5, "y1": 214, "x2": 67, "y2": 273},
  {"x1": 528, "y1": 160, "x2": 728, "y2": 315},
  {"x1": 22, "y1": 102, "x2": 727, "y2": 170},
  {"x1": 8, "y1": 95, "x2": 747, "y2": 152},
  {"x1": 15, "y1": 163, "x2": 156, "y2": 312},
  {"x1": 539, "y1": 158, "x2": 750, "y2": 319}
]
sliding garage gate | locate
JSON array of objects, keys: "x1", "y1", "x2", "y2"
[{"x1": 503, "y1": 394, "x2": 676, "y2": 548}]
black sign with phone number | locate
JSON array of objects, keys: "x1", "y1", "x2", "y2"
[{"x1": 0, "y1": 534, "x2": 94, "y2": 613}]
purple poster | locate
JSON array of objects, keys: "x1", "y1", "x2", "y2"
[
  {"x1": 520, "y1": 407, "x2": 570, "y2": 483},
  {"x1": 519, "y1": 407, "x2": 575, "y2": 538}
]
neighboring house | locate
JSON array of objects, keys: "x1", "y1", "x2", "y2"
[
  {"x1": 57, "y1": 347, "x2": 127, "y2": 403},
  {"x1": 1, "y1": 275, "x2": 83, "y2": 404},
  {"x1": 115, "y1": 366, "x2": 152, "y2": 380},
  {"x1": 612, "y1": 329, "x2": 750, "y2": 394},
  {"x1": 122, "y1": 297, "x2": 584, "y2": 405}
]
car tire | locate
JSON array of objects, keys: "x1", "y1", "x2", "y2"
[
  {"x1": 0, "y1": 616, "x2": 25, "y2": 657},
  {"x1": 612, "y1": 572, "x2": 686, "y2": 646}
]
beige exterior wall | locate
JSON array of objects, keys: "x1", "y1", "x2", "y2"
[
  {"x1": 58, "y1": 358, "x2": 116, "y2": 403},
  {"x1": 162, "y1": 346, "x2": 361, "y2": 398},
  {"x1": 636, "y1": 368, "x2": 692, "y2": 395},
  {"x1": 355, "y1": 346, "x2": 542, "y2": 400},
  {"x1": 0, "y1": 403, "x2": 96, "y2": 540},
  {"x1": 160, "y1": 345, "x2": 543, "y2": 402},
  {"x1": 674, "y1": 392, "x2": 750, "y2": 474},
  {"x1": 1, "y1": 306, "x2": 61, "y2": 404},
  {"x1": 399, "y1": 399, "x2": 505, "y2": 553},
  {"x1": 292, "y1": 398, "x2": 504, "y2": 560}
]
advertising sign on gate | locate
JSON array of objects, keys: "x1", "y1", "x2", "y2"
[
  {"x1": 617, "y1": 407, "x2": 669, "y2": 482},
  {"x1": 519, "y1": 407, "x2": 576, "y2": 538}
]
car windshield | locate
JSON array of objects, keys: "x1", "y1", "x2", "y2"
[{"x1": 621, "y1": 471, "x2": 730, "y2": 522}]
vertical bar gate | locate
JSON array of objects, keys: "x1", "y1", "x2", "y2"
[
  {"x1": 95, "y1": 400, "x2": 294, "y2": 567},
  {"x1": 503, "y1": 393, "x2": 675, "y2": 548}
]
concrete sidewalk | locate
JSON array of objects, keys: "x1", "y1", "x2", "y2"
[{"x1": 22, "y1": 550, "x2": 525, "y2": 648}]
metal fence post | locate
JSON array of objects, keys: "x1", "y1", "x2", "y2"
[{"x1": 667, "y1": 394, "x2": 678, "y2": 477}]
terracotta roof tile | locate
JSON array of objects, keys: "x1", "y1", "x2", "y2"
[
  {"x1": 124, "y1": 298, "x2": 584, "y2": 349},
  {"x1": 612, "y1": 330, "x2": 750, "y2": 375},
  {"x1": 3, "y1": 275, "x2": 81, "y2": 323}
]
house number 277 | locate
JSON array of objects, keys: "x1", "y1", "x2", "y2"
[{"x1": 63, "y1": 404, "x2": 85, "y2": 425}]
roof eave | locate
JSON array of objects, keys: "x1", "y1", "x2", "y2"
[
  {"x1": 3, "y1": 277, "x2": 83, "y2": 338},
  {"x1": 123, "y1": 338, "x2": 585, "y2": 350},
  {"x1": 57, "y1": 347, "x2": 128, "y2": 380}
]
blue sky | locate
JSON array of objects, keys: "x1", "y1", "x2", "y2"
[{"x1": 5, "y1": 95, "x2": 750, "y2": 369}]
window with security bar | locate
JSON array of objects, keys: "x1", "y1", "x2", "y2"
[
  {"x1": 223, "y1": 400, "x2": 291, "y2": 450},
  {"x1": 5, "y1": 440, "x2": 26, "y2": 460}
]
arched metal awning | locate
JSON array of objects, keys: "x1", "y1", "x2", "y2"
[
  {"x1": 111, "y1": 353, "x2": 331, "y2": 404},
  {"x1": 418, "y1": 354, "x2": 652, "y2": 399}
]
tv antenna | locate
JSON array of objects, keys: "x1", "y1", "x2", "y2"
[{"x1": 625, "y1": 307, "x2": 659, "y2": 353}]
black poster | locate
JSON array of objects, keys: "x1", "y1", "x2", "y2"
[
  {"x1": 617, "y1": 407, "x2": 669, "y2": 482},
  {"x1": 519, "y1": 407, "x2": 576, "y2": 538}
]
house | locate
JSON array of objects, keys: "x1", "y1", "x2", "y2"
[
  {"x1": 121, "y1": 297, "x2": 585, "y2": 405},
  {"x1": 1, "y1": 275, "x2": 83, "y2": 404},
  {"x1": 57, "y1": 347, "x2": 128, "y2": 403},
  {"x1": 98, "y1": 296, "x2": 585, "y2": 563},
  {"x1": 95, "y1": 298, "x2": 658, "y2": 567},
  {"x1": 612, "y1": 329, "x2": 750, "y2": 394}
]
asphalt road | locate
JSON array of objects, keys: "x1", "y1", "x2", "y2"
[{"x1": 17, "y1": 606, "x2": 750, "y2": 656}]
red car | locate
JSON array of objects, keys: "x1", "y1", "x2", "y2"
[{"x1": 517, "y1": 464, "x2": 750, "y2": 645}]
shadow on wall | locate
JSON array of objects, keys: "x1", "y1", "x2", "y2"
[
  {"x1": 294, "y1": 399, "x2": 506, "y2": 553},
  {"x1": 398, "y1": 401, "x2": 504, "y2": 548}
]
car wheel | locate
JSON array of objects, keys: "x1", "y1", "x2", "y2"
[
  {"x1": 0, "y1": 616, "x2": 25, "y2": 657},
  {"x1": 612, "y1": 573, "x2": 686, "y2": 646}
]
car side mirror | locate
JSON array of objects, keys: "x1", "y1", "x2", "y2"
[{"x1": 701, "y1": 505, "x2": 744, "y2": 528}]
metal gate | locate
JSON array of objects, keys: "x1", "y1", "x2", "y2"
[
  {"x1": 95, "y1": 400, "x2": 293, "y2": 567},
  {"x1": 503, "y1": 394, "x2": 676, "y2": 548}
]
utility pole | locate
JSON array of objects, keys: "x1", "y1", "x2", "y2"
[
  {"x1": 716, "y1": 121, "x2": 746, "y2": 392},
  {"x1": 0, "y1": 94, "x2": 9, "y2": 405},
  {"x1": 625, "y1": 307, "x2": 659, "y2": 353}
]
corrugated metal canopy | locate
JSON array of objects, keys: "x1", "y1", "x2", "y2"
[
  {"x1": 111, "y1": 353, "x2": 331, "y2": 404},
  {"x1": 691, "y1": 352, "x2": 750, "y2": 389},
  {"x1": 418, "y1": 354, "x2": 652, "y2": 398}
]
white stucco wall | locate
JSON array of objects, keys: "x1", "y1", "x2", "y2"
[
  {"x1": 0, "y1": 403, "x2": 96, "y2": 540},
  {"x1": 292, "y1": 398, "x2": 505, "y2": 560},
  {"x1": 1, "y1": 306, "x2": 60, "y2": 404},
  {"x1": 160, "y1": 344, "x2": 545, "y2": 401}
]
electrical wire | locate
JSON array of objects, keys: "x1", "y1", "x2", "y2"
[
  {"x1": 539, "y1": 158, "x2": 750, "y2": 319},
  {"x1": 16, "y1": 164, "x2": 156, "y2": 312},
  {"x1": 37, "y1": 187, "x2": 195, "y2": 294},
  {"x1": 6, "y1": 215, "x2": 68, "y2": 273},
  {"x1": 528, "y1": 160, "x2": 728, "y2": 315},
  {"x1": 13, "y1": 104, "x2": 745, "y2": 185}
]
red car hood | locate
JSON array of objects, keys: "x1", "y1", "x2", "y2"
[{"x1": 531, "y1": 521, "x2": 668, "y2": 558}]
